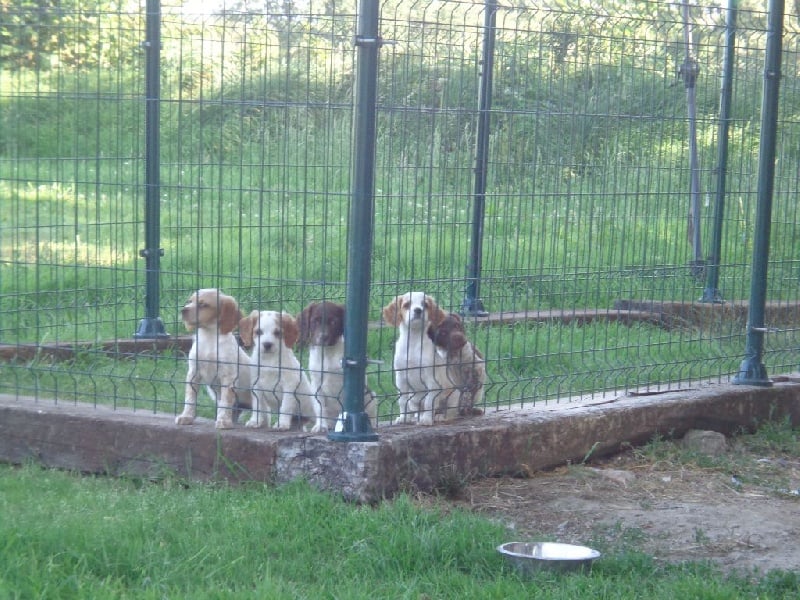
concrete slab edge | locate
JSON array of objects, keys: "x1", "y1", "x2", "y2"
[{"x1": 1, "y1": 379, "x2": 799, "y2": 503}]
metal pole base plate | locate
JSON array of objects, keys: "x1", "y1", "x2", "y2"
[
  {"x1": 732, "y1": 359, "x2": 773, "y2": 387},
  {"x1": 327, "y1": 411, "x2": 379, "y2": 442},
  {"x1": 134, "y1": 318, "x2": 169, "y2": 339}
]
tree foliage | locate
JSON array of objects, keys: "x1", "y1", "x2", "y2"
[{"x1": 1, "y1": 0, "x2": 140, "y2": 69}]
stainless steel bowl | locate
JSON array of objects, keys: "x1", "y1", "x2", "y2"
[{"x1": 497, "y1": 541, "x2": 601, "y2": 574}]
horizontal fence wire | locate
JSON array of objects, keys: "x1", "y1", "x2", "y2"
[{"x1": 1, "y1": 0, "x2": 799, "y2": 427}]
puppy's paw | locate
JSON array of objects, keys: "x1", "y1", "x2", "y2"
[
  {"x1": 418, "y1": 413, "x2": 434, "y2": 426},
  {"x1": 274, "y1": 416, "x2": 294, "y2": 431},
  {"x1": 175, "y1": 415, "x2": 195, "y2": 425},
  {"x1": 215, "y1": 418, "x2": 234, "y2": 430},
  {"x1": 245, "y1": 418, "x2": 263, "y2": 428}
]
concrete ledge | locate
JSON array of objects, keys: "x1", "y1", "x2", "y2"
[{"x1": 2, "y1": 379, "x2": 800, "y2": 502}]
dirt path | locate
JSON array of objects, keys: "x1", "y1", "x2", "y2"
[{"x1": 459, "y1": 436, "x2": 800, "y2": 574}]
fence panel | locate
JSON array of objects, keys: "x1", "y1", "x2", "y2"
[{"x1": 1, "y1": 1, "x2": 799, "y2": 429}]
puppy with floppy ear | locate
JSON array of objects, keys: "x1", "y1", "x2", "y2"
[
  {"x1": 382, "y1": 291, "x2": 448, "y2": 425},
  {"x1": 297, "y1": 301, "x2": 377, "y2": 432},
  {"x1": 427, "y1": 313, "x2": 486, "y2": 420},
  {"x1": 176, "y1": 288, "x2": 253, "y2": 429},
  {"x1": 239, "y1": 310, "x2": 316, "y2": 430}
]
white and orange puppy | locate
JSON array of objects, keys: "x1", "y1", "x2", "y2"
[
  {"x1": 382, "y1": 292, "x2": 448, "y2": 425},
  {"x1": 297, "y1": 301, "x2": 377, "y2": 432},
  {"x1": 427, "y1": 313, "x2": 486, "y2": 420},
  {"x1": 176, "y1": 288, "x2": 253, "y2": 429},
  {"x1": 239, "y1": 310, "x2": 316, "y2": 430}
]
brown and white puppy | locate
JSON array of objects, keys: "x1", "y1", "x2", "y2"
[
  {"x1": 239, "y1": 310, "x2": 316, "y2": 430},
  {"x1": 382, "y1": 292, "x2": 448, "y2": 425},
  {"x1": 297, "y1": 301, "x2": 377, "y2": 432},
  {"x1": 427, "y1": 313, "x2": 486, "y2": 419},
  {"x1": 176, "y1": 289, "x2": 253, "y2": 429}
]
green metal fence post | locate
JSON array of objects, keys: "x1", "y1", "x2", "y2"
[
  {"x1": 733, "y1": 0, "x2": 784, "y2": 387},
  {"x1": 701, "y1": 0, "x2": 737, "y2": 304},
  {"x1": 462, "y1": 0, "x2": 496, "y2": 317},
  {"x1": 328, "y1": 0, "x2": 380, "y2": 441},
  {"x1": 680, "y1": 0, "x2": 704, "y2": 278},
  {"x1": 135, "y1": 0, "x2": 167, "y2": 339}
]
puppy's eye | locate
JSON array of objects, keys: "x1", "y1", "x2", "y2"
[
  {"x1": 274, "y1": 329, "x2": 282, "y2": 338},
  {"x1": 402, "y1": 301, "x2": 410, "y2": 309},
  {"x1": 254, "y1": 328, "x2": 263, "y2": 336},
  {"x1": 197, "y1": 301, "x2": 207, "y2": 308}
]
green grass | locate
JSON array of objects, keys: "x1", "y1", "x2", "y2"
[{"x1": 1, "y1": 463, "x2": 798, "y2": 599}]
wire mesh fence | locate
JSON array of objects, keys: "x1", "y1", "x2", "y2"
[{"x1": 1, "y1": 1, "x2": 799, "y2": 430}]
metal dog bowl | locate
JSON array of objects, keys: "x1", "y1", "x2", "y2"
[{"x1": 497, "y1": 541, "x2": 600, "y2": 574}]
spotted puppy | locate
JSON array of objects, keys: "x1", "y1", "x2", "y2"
[
  {"x1": 427, "y1": 313, "x2": 486, "y2": 420},
  {"x1": 297, "y1": 301, "x2": 377, "y2": 432},
  {"x1": 176, "y1": 288, "x2": 253, "y2": 429},
  {"x1": 239, "y1": 310, "x2": 316, "y2": 430},
  {"x1": 382, "y1": 291, "x2": 448, "y2": 425}
]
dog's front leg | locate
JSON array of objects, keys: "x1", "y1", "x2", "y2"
[
  {"x1": 394, "y1": 375, "x2": 417, "y2": 424},
  {"x1": 215, "y1": 386, "x2": 236, "y2": 429},
  {"x1": 418, "y1": 391, "x2": 437, "y2": 426},
  {"x1": 310, "y1": 393, "x2": 331, "y2": 433},
  {"x1": 275, "y1": 391, "x2": 296, "y2": 430},
  {"x1": 176, "y1": 377, "x2": 200, "y2": 425},
  {"x1": 395, "y1": 391, "x2": 416, "y2": 424},
  {"x1": 434, "y1": 388, "x2": 460, "y2": 422},
  {"x1": 246, "y1": 390, "x2": 265, "y2": 428}
]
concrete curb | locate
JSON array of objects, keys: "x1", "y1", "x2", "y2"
[{"x1": 2, "y1": 379, "x2": 799, "y2": 503}]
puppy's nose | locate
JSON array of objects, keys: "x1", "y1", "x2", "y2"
[
  {"x1": 262, "y1": 341, "x2": 273, "y2": 353},
  {"x1": 413, "y1": 307, "x2": 423, "y2": 317}
]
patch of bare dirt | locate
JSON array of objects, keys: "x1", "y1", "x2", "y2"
[{"x1": 457, "y1": 437, "x2": 800, "y2": 574}]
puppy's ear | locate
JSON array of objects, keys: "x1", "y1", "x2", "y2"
[
  {"x1": 218, "y1": 295, "x2": 243, "y2": 334},
  {"x1": 382, "y1": 296, "x2": 401, "y2": 326},
  {"x1": 330, "y1": 303, "x2": 347, "y2": 336},
  {"x1": 426, "y1": 322, "x2": 438, "y2": 344},
  {"x1": 447, "y1": 331, "x2": 469, "y2": 353},
  {"x1": 297, "y1": 303, "x2": 314, "y2": 346},
  {"x1": 427, "y1": 296, "x2": 446, "y2": 326},
  {"x1": 238, "y1": 310, "x2": 259, "y2": 347},
  {"x1": 282, "y1": 313, "x2": 299, "y2": 349}
]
